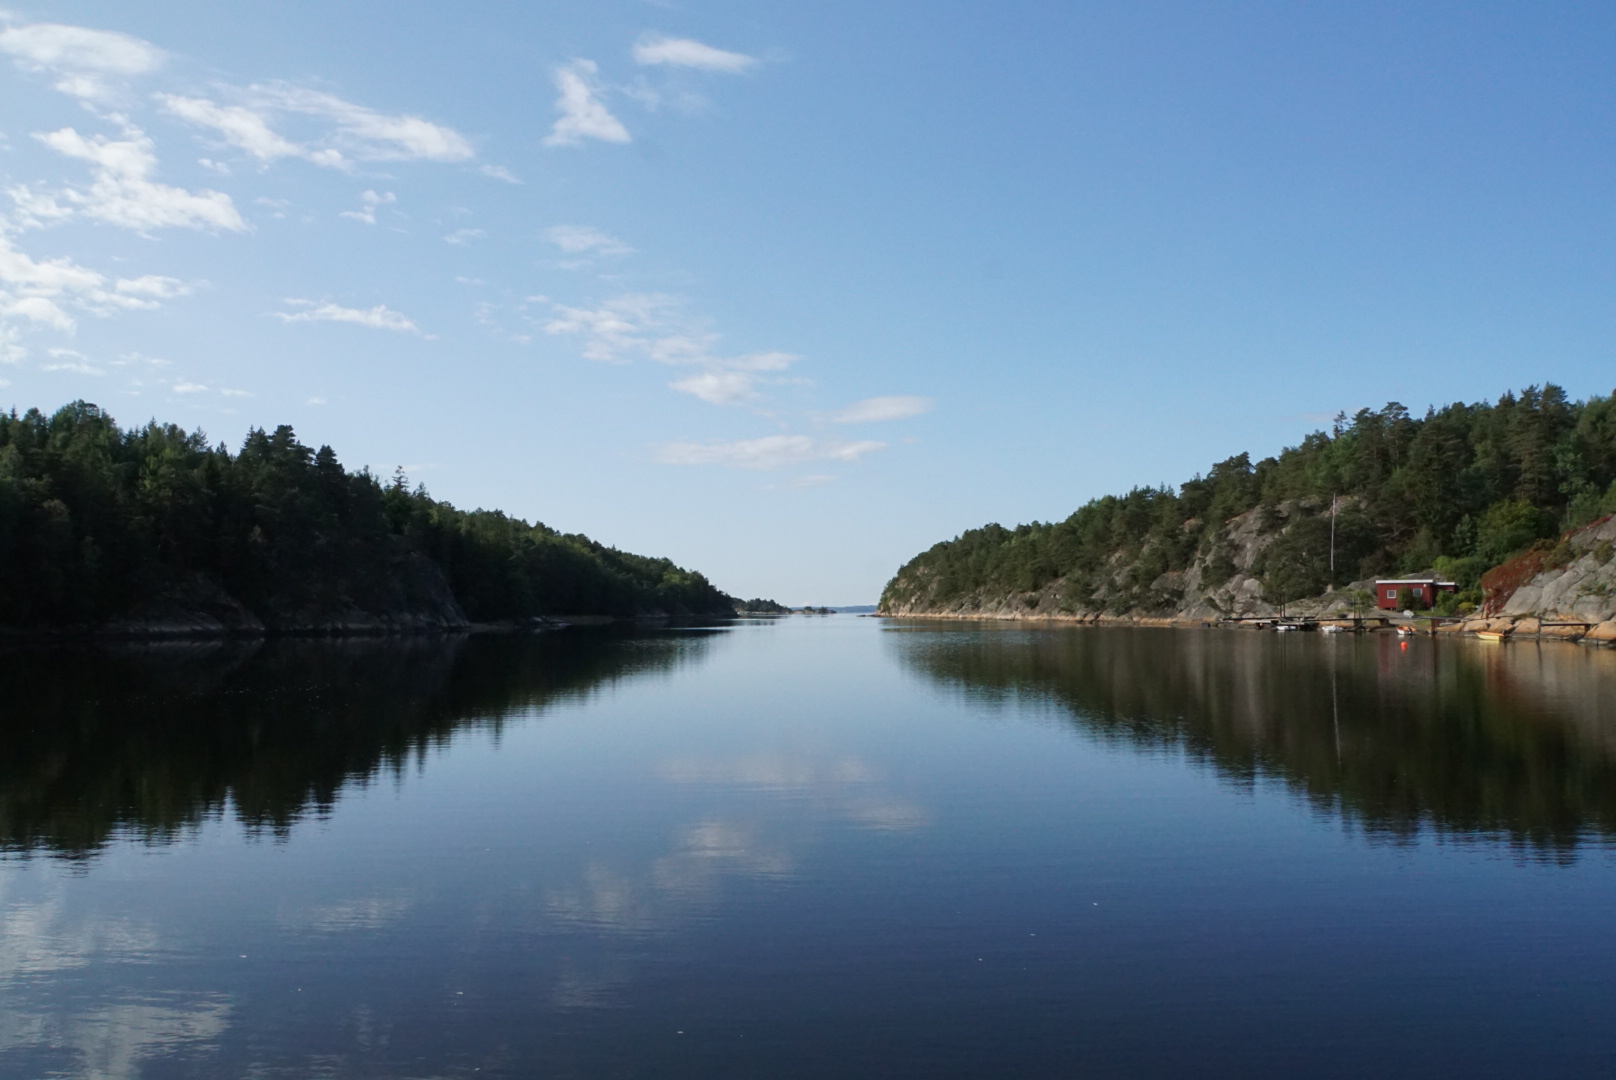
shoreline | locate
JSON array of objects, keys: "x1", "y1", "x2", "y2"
[
  {"x1": 0, "y1": 612, "x2": 744, "y2": 643},
  {"x1": 876, "y1": 609, "x2": 1616, "y2": 644}
]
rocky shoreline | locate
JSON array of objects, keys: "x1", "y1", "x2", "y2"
[
  {"x1": 883, "y1": 512, "x2": 1616, "y2": 639},
  {"x1": 878, "y1": 609, "x2": 1616, "y2": 644}
]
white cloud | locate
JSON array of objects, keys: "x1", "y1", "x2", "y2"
[
  {"x1": 21, "y1": 125, "x2": 245, "y2": 233},
  {"x1": 544, "y1": 292, "x2": 694, "y2": 363},
  {"x1": 444, "y1": 228, "x2": 484, "y2": 246},
  {"x1": 669, "y1": 370, "x2": 759, "y2": 406},
  {"x1": 0, "y1": 234, "x2": 193, "y2": 361},
  {"x1": 545, "y1": 60, "x2": 631, "y2": 147},
  {"x1": 546, "y1": 293, "x2": 801, "y2": 407},
  {"x1": 4, "y1": 295, "x2": 76, "y2": 331},
  {"x1": 114, "y1": 275, "x2": 190, "y2": 304},
  {"x1": 669, "y1": 351, "x2": 796, "y2": 405},
  {"x1": 831, "y1": 395, "x2": 935, "y2": 424},
  {"x1": 158, "y1": 94, "x2": 346, "y2": 169},
  {"x1": 114, "y1": 351, "x2": 171, "y2": 368},
  {"x1": 276, "y1": 301, "x2": 419, "y2": 333},
  {"x1": 172, "y1": 380, "x2": 207, "y2": 393},
  {"x1": 0, "y1": 22, "x2": 164, "y2": 100},
  {"x1": 654, "y1": 435, "x2": 885, "y2": 470},
  {"x1": 544, "y1": 224, "x2": 634, "y2": 256},
  {"x1": 252, "y1": 83, "x2": 475, "y2": 162},
  {"x1": 339, "y1": 189, "x2": 395, "y2": 225},
  {"x1": 220, "y1": 388, "x2": 251, "y2": 397},
  {"x1": 307, "y1": 396, "x2": 327, "y2": 405},
  {"x1": 480, "y1": 164, "x2": 521, "y2": 183},
  {"x1": 161, "y1": 84, "x2": 474, "y2": 169},
  {"x1": 41, "y1": 359, "x2": 103, "y2": 374},
  {"x1": 633, "y1": 35, "x2": 757, "y2": 74}
]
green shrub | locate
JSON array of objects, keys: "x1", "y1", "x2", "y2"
[{"x1": 1475, "y1": 498, "x2": 1557, "y2": 566}]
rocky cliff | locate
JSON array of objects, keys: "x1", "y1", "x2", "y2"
[
  {"x1": 881, "y1": 507, "x2": 1616, "y2": 634},
  {"x1": 882, "y1": 502, "x2": 1343, "y2": 622}
]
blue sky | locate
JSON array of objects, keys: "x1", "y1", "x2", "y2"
[{"x1": 2, "y1": 2, "x2": 1614, "y2": 604}]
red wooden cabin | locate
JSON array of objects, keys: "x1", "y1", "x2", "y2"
[{"x1": 1374, "y1": 579, "x2": 1458, "y2": 610}]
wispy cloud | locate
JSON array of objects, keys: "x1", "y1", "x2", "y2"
[
  {"x1": 668, "y1": 370, "x2": 760, "y2": 407},
  {"x1": 655, "y1": 435, "x2": 885, "y2": 470},
  {"x1": 0, "y1": 22, "x2": 164, "y2": 101},
  {"x1": 41, "y1": 359, "x2": 104, "y2": 375},
  {"x1": 479, "y1": 164, "x2": 521, "y2": 184},
  {"x1": 0, "y1": 234, "x2": 194, "y2": 362},
  {"x1": 253, "y1": 83, "x2": 475, "y2": 162},
  {"x1": 339, "y1": 189, "x2": 394, "y2": 225},
  {"x1": 444, "y1": 228, "x2": 484, "y2": 246},
  {"x1": 669, "y1": 351, "x2": 795, "y2": 405},
  {"x1": 15, "y1": 124, "x2": 245, "y2": 234},
  {"x1": 831, "y1": 395, "x2": 934, "y2": 423},
  {"x1": 161, "y1": 83, "x2": 474, "y2": 170},
  {"x1": 544, "y1": 293, "x2": 701, "y2": 363},
  {"x1": 633, "y1": 35, "x2": 757, "y2": 74},
  {"x1": 545, "y1": 60, "x2": 630, "y2": 147},
  {"x1": 544, "y1": 224, "x2": 634, "y2": 257},
  {"x1": 276, "y1": 300, "x2": 419, "y2": 333},
  {"x1": 544, "y1": 293, "x2": 802, "y2": 407},
  {"x1": 158, "y1": 94, "x2": 345, "y2": 168}
]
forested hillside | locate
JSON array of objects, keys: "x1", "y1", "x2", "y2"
[
  {"x1": 0, "y1": 402, "x2": 745, "y2": 631},
  {"x1": 882, "y1": 385, "x2": 1616, "y2": 619}
]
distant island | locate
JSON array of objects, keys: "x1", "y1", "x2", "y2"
[
  {"x1": 0, "y1": 402, "x2": 781, "y2": 636},
  {"x1": 735, "y1": 599, "x2": 792, "y2": 615},
  {"x1": 881, "y1": 384, "x2": 1616, "y2": 632}
]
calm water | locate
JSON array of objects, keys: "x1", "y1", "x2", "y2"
[{"x1": 4, "y1": 618, "x2": 1616, "y2": 1078}]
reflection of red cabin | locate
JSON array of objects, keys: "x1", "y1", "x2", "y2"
[{"x1": 1375, "y1": 579, "x2": 1458, "y2": 610}]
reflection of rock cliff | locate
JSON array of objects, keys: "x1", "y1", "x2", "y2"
[
  {"x1": 0, "y1": 629, "x2": 718, "y2": 858},
  {"x1": 888, "y1": 625, "x2": 1616, "y2": 855}
]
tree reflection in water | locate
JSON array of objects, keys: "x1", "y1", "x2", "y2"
[
  {"x1": 0, "y1": 628, "x2": 721, "y2": 859},
  {"x1": 887, "y1": 624, "x2": 1616, "y2": 858}
]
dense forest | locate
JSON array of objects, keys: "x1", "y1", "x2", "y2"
[
  {"x1": 883, "y1": 385, "x2": 1616, "y2": 615},
  {"x1": 0, "y1": 401, "x2": 750, "y2": 630}
]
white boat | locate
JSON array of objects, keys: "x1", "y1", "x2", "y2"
[
  {"x1": 1320, "y1": 624, "x2": 1343, "y2": 634},
  {"x1": 1396, "y1": 626, "x2": 1417, "y2": 637}
]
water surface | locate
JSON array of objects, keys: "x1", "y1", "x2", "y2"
[{"x1": 3, "y1": 619, "x2": 1615, "y2": 1078}]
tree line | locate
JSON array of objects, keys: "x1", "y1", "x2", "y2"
[
  {"x1": 0, "y1": 401, "x2": 750, "y2": 627},
  {"x1": 883, "y1": 384, "x2": 1616, "y2": 612}
]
